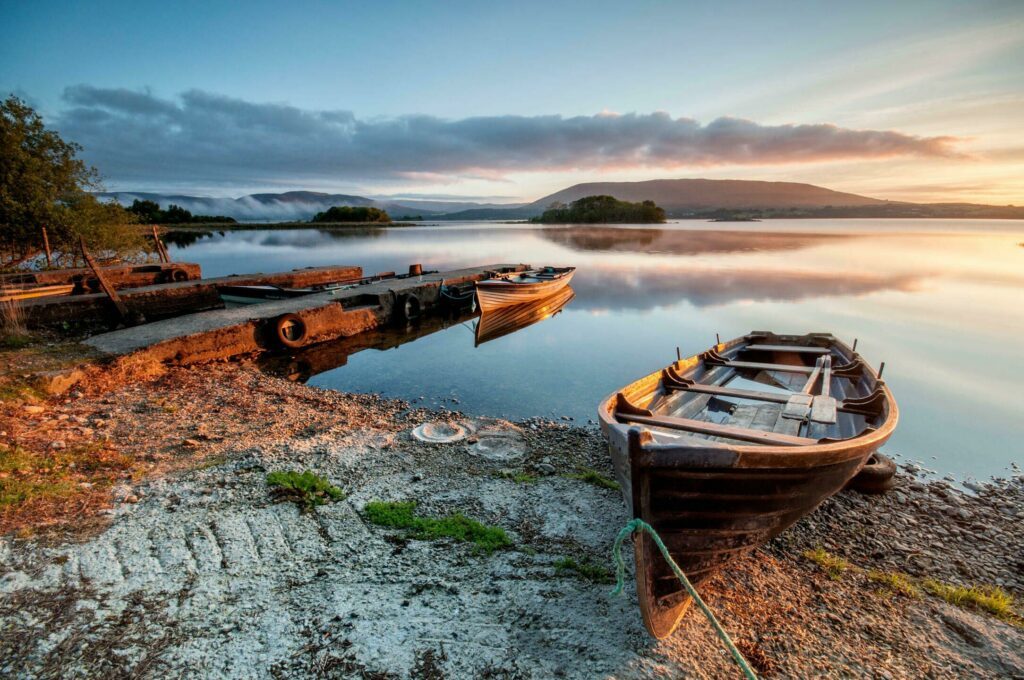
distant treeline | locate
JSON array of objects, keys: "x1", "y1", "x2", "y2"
[
  {"x1": 128, "y1": 199, "x2": 237, "y2": 224},
  {"x1": 311, "y1": 206, "x2": 391, "y2": 223},
  {"x1": 532, "y1": 195, "x2": 666, "y2": 224}
]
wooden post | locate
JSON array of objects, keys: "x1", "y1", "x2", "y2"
[
  {"x1": 41, "y1": 226, "x2": 52, "y2": 268},
  {"x1": 80, "y1": 236, "x2": 135, "y2": 325},
  {"x1": 151, "y1": 225, "x2": 170, "y2": 263}
]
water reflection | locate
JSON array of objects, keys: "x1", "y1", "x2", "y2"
[
  {"x1": 570, "y1": 266, "x2": 923, "y2": 310},
  {"x1": 542, "y1": 226, "x2": 851, "y2": 255},
  {"x1": 258, "y1": 307, "x2": 478, "y2": 382},
  {"x1": 475, "y1": 287, "x2": 576, "y2": 346}
]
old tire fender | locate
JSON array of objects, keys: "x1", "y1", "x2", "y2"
[{"x1": 273, "y1": 313, "x2": 308, "y2": 349}]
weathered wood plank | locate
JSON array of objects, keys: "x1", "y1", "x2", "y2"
[
  {"x1": 616, "y1": 412, "x2": 818, "y2": 446},
  {"x1": 746, "y1": 344, "x2": 830, "y2": 354}
]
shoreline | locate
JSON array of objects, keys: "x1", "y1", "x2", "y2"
[{"x1": 1, "y1": 360, "x2": 1020, "y2": 677}]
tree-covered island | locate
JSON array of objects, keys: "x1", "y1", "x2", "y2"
[
  {"x1": 310, "y1": 206, "x2": 391, "y2": 223},
  {"x1": 531, "y1": 195, "x2": 666, "y2": 224}
]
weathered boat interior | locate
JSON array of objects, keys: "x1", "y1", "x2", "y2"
[{"x1": 611, "y1": 332, "x2": 889, "y2": 447}]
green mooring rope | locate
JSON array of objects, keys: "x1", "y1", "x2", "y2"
[{"x1": 611, "y1": 518, "x2": 759, "y2": 680}]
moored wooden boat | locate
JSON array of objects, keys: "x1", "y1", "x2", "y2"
[
  {"x1": 474, "y1": 266, "x2": 575, "y2": 312},
  {"x1": 0, "y1": 284, "x2": 76, "y2": 302},
  {"x1": 597, "y1": 331, "x2": 897, "y2": 638},
  {"x1": 474, "y1": 286, "x2": 575, "y2": 346}
]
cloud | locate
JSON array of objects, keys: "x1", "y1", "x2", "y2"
[{"x1": 57, "y1": 86, "x2": 961, "y2": 188}]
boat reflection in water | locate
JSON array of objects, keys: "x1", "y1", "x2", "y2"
[
  {"x1": 257, "y1": 286, "x2": 576, "y2": 382},
  {"x1": 474, "y1": 286, "x2": 575, "y2": 346}
]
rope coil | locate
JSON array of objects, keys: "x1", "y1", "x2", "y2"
[{"x1": 610, "y1": 518, "x2": 758, "y2": 680}]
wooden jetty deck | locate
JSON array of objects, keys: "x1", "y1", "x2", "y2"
[{"x1": 84, "y1": 264, "x2": 527, "y2": 366}]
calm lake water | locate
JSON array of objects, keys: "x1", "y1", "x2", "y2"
[{"x1": 169, "y1": 219, "x2": 1024, "y2": 481}]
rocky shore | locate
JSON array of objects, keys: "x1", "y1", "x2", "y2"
[{"x1": 0, "y1": 363, "x2": 1021, "y2": 678}]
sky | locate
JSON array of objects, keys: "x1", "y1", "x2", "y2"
[{"x1": 2, "y1": 0, "x2": 1023, "y2": 204}]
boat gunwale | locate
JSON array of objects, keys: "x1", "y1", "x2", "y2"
[{"x1": 597, "y1": 331, "x2": 899, "y2": 463}]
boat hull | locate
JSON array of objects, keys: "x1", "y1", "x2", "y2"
[
  {"x1": 598, "y1": 332, "x2": 898, "y2": 638},
  {"x1": 475, "y1": 270, "x2": 575, "y2": 312}
]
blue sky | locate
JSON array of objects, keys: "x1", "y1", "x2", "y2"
[{"x1": 3, "y1": 0, "x2": 1023, "y2": 202}]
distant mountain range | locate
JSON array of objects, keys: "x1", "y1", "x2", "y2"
[{"x1": 99, "y1": 179, "x2": 1024, "y2": 221}]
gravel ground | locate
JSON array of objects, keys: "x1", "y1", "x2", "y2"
[{"x1": 1, "y1": 365, "x2": 1021, "y2": 678}]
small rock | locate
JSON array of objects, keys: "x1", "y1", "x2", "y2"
[
  {"x1": 536, "y1": 463, "x2": 556, "y2": 476},
  {"x1": 123, "y1": 494, "x2": 139, "y2": 504},
  {"x1": 183, "y1": 438, "x2": 201, "y2": 448},
  {"x1": 23, "y1": 405, "x2": 46, "y2": 415},
  {"x1": 49, "y1": 440, "x2": 66, "y2": 450}
]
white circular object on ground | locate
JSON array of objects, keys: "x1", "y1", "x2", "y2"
[
  {"x1": 467, "y1": 433, "x2": 527, "y2": 462},
  {"x1": 411, "y1": 421, "x2": 470, "y2": 443}
]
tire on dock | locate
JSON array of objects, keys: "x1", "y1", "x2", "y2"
[
  {"x1": 273, "y1": 313, "x2": 308, "y2": 349},
  {"x1": 394, "y1": 292, "x2": 422, "y2": 323}
]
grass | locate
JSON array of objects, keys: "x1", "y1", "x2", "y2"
[
  {"x1": 363, "y1": 500, "x2": 512, "y2": 554},
  {"x1": 802, "y1": 547, "x2": 850, "y2": 580},
  {"x1": 0, "y1": 295, "x2": 32, "y2": 349},
  {"x1": 868, "y1": 570, "x2": 921, "y2": 598},
  {"x1": 0, "y1": 442, "x2": 135, "y2": 535},
  {"x1": 494, "y1": 470, "x2": 537, "y2": 484},
  {"x1": 554, "y1": 556, "x2": 614, "y2": 584},
  {"x1": 564, "y1": 467, "x2": 620, "y2": 491},
  {"x1": 922, "y1": 578, "x2": 1018, "y2": 622},
  {"x1": 266, "y1": 470, "x2": 345, "y2": 512}
]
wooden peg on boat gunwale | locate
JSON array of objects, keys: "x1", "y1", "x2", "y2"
[
  {"x1": 676, "y1": 346, "x2": 681, "y2": 361},
  {"x1": 852, "y1": 338, "x2": 859, "y2": 352},
  {"x1": 715, "y1": 332, "x2": 721, "y2": 345},
  {"x1": 878, "y1": 361, "x2": 885, "y2": 379}
]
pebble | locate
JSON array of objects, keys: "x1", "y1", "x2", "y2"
[
  {"x1": 23, "y1": 405, "x2": 46, "y2": 415},
  {"x1": 49, "y1": 440, "x2": 66, "y2": 450}
]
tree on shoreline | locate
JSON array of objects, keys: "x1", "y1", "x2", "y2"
[{"x1": 0, "y1": 94, "x2": 143, "y2": 268}]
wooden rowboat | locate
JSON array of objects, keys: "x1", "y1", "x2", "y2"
[
  {"x1": 597, "y1": 331, "x2": 897, "y2": 638},
  {"x1": 0, "y1": 284, "x2": 76, "y2": 302},
  {"x1": 474, "y1": 286, "x2": 575, "y2": 346},
  {"x1": 474, "y1": 266, "x2": 575, "y2": 312}
]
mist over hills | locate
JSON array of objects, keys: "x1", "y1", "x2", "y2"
[{"x1": 99, "y1": 179, "x2": 1023, "y2": 222}]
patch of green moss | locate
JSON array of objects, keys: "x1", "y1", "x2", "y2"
[
  {"x1": 495, "y1": 470, "x2": 537, "y2": 484},
  {"x1": 554, "y1": 556, "x2": 614, "y2": 583},
  {"x1": 363, "y1": 500, "x2": 512, "y2": 554},
  {"x1": 802, "y1": 547, "x2": 849, "y2": 580},
  {"x1": 266, "y1": 470, "x2": 345, "y2": 512},
  {"x1": 564, "y1": 468, "x2": 619, "y2": 491}
]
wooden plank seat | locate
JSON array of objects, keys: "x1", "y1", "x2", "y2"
[
  {"x1": 614, "y1": 393, "x2": 818, "y2": 446},
  {"x1": 661, "y1": 365, "x2": 876, "y2": 418},
  {"x1": 744, "y1": 344, "x2": 831, "y2": 354}
]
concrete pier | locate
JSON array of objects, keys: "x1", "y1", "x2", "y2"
[
  {"x1": 0, "y1": 261, "x2": 202, "y2": 289},
  {"x1": 84, "y1": 263, "x2": 526, "y2": 366},
  {"x1": 22, "y1": 264, "x2": 364, "y2": 330}
]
